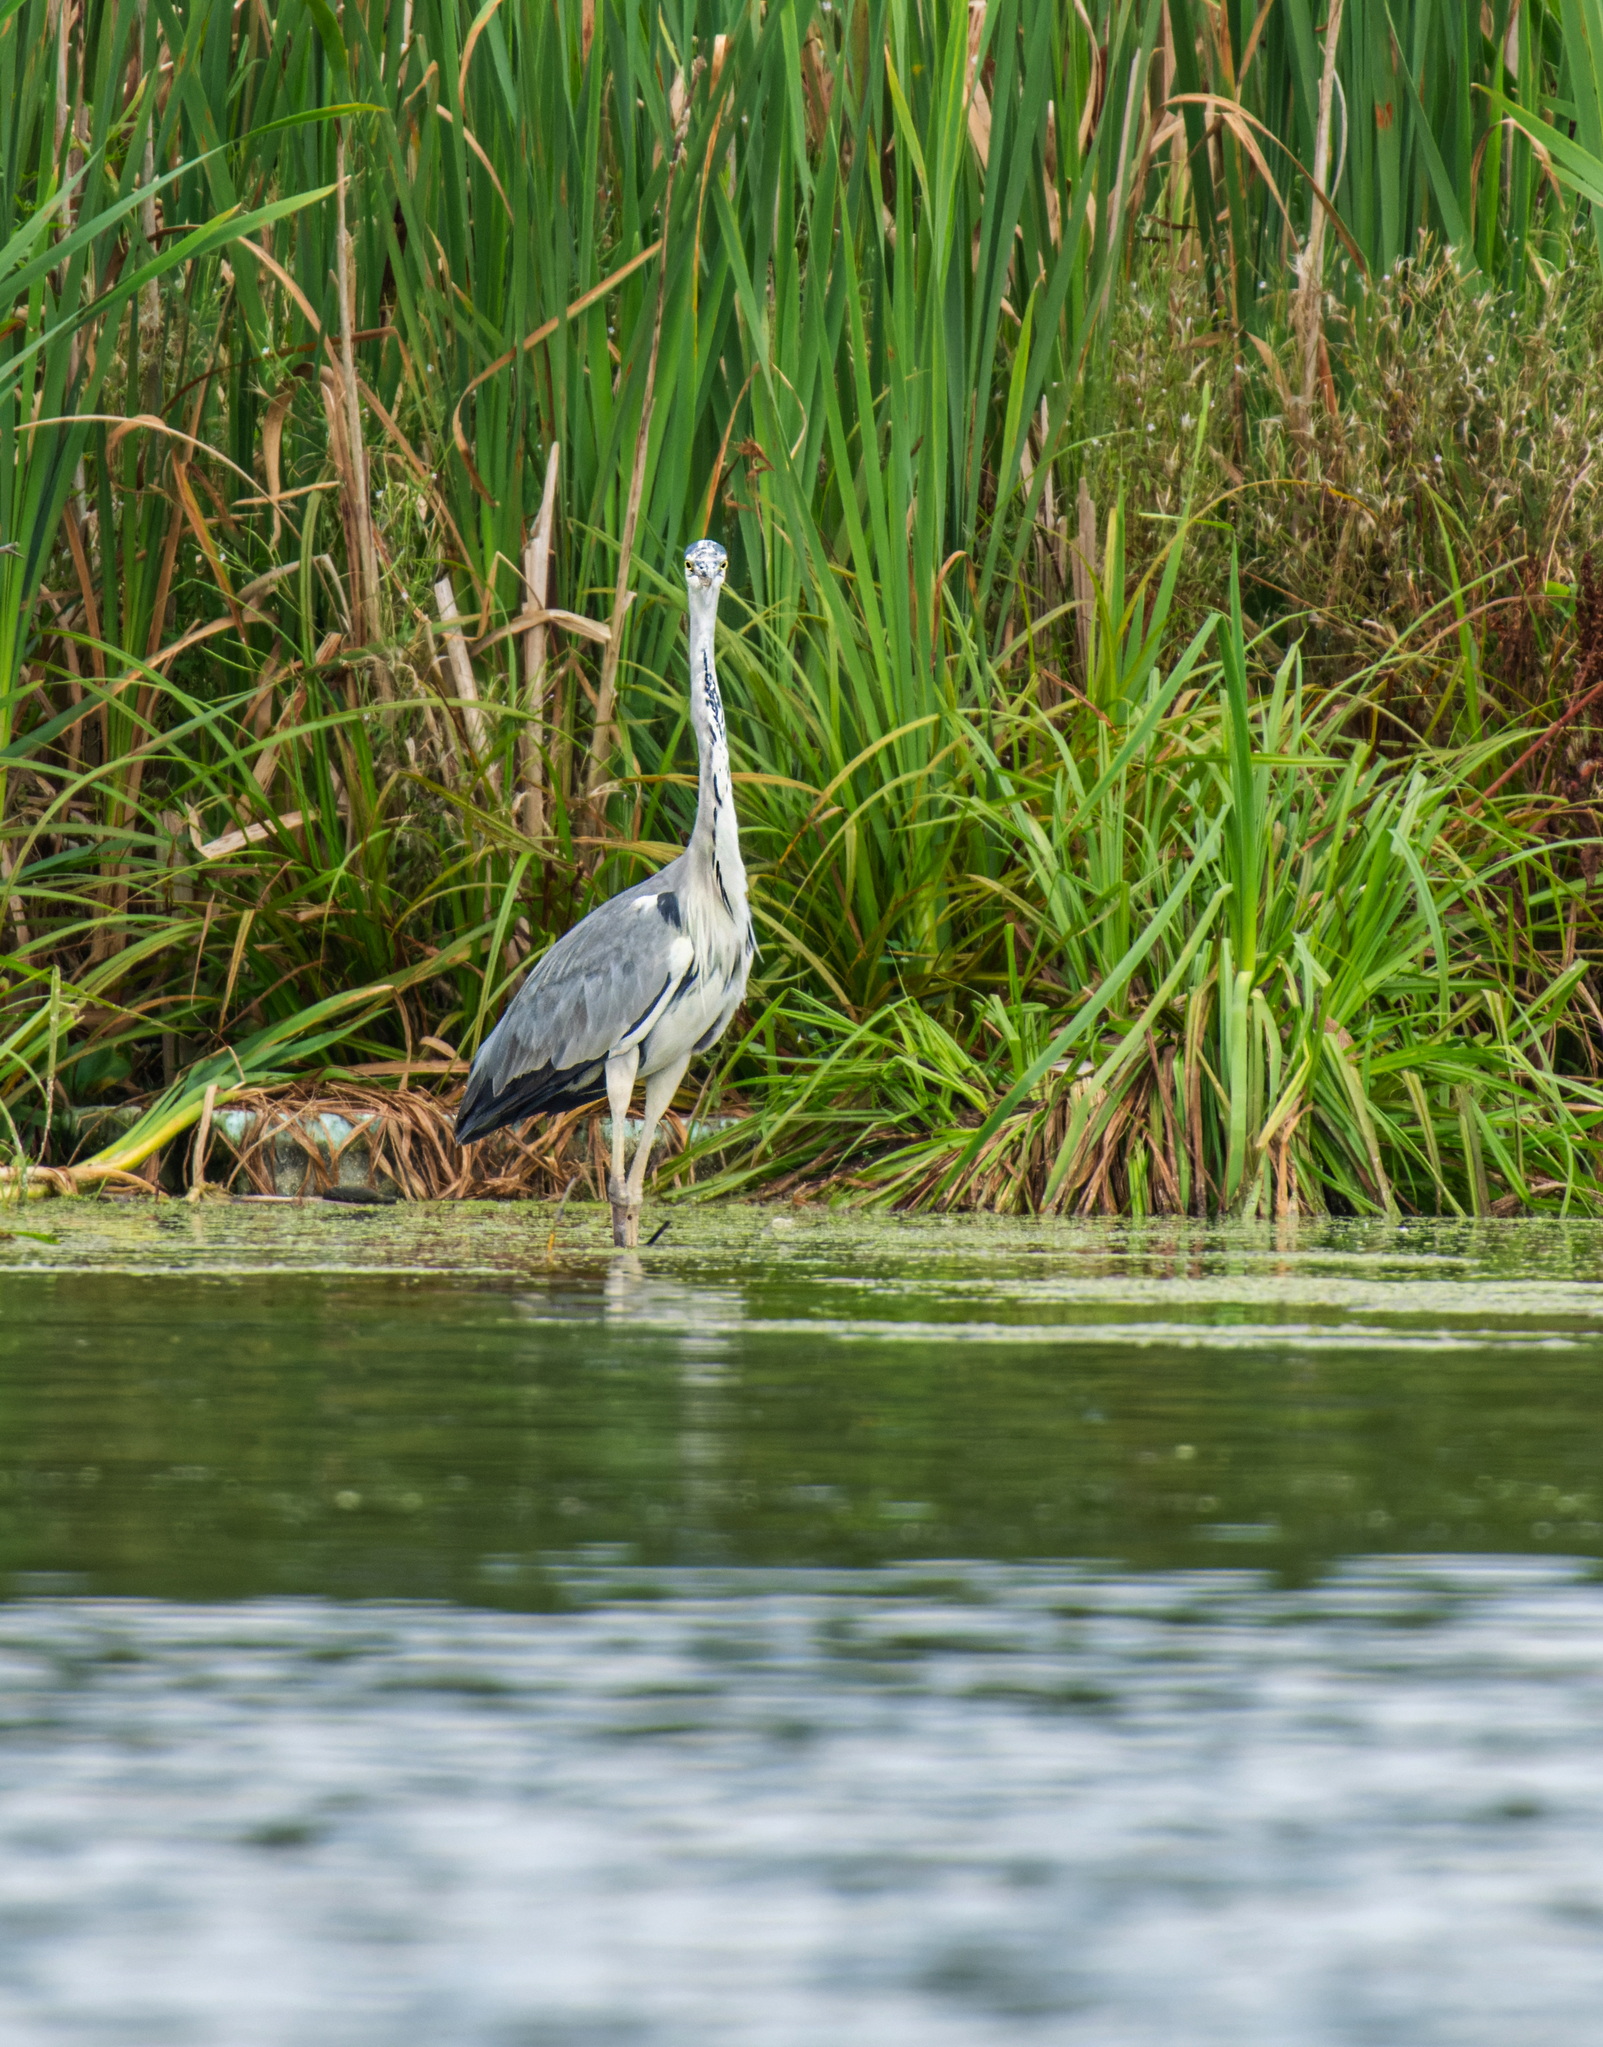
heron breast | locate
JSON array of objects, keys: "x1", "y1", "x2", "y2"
[{"x1": 638, "y1": 947, "x2": 746, "y2": 1073}]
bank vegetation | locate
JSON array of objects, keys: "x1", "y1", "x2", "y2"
[{"x1": 4, "y1": 0, "x2": 1603, "y2": 1218}]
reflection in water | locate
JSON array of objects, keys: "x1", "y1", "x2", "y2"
[
  {"x1": 600, "y1": 1247, "x2": 743, "y2": 1356},
  {"x1": 604, "y1": 1252, "x2": 743, "y2": 1558}
]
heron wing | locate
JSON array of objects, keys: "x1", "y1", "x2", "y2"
[{"x1": 456, "y1": 858, "x2": 694, "y2": 1141}]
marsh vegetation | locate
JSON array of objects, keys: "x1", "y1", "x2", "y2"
[{"x1": 4, "y1": 0, "x2": 1603, "y2": 1217}]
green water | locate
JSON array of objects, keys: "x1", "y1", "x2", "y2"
[
  {"x1": 6, "y1": 1203, "x2": 1603, "y2": 1597},
  {"x1": 6, "y1": 1203, "x2": 1603, "y2": 2044}
]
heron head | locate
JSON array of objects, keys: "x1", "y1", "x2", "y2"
[{"x1": 683, "y1": 539, "x2": 727, "y2": 595}]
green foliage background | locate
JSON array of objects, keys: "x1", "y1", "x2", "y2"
[{"x1": 4, "y1": 0, "x2": 1603, "y2": 1216}]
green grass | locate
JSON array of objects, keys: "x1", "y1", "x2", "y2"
[
  {"x1": 670, "y1": 547, "x2": 1602, "y2": 1217},
  {"x1": 2, "y1": 0, "x2": 1602, "y2": 1214}
]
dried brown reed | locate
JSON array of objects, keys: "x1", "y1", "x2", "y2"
[
  {"x1": 201, "y1": 1084, "x2": 597, "y2": 1201},
  {"x1": 172, "y1": 1082, "x2": 704, "y2": 1203}
]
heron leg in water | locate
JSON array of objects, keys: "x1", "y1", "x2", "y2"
[
  {"x1": 621, "y1": 1053, "x2": 692, "y2": 1234},
  {"x1": 604, "y1": 1049, "x2": 692, "y2": 1248},
  {"x1": 604, "y1": 1047, "x2": 640, "y2": 1246}
]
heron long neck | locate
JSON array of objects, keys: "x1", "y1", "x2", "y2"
[{"x1": 686, "y1": 593, "x2": 744, "y2": 910}]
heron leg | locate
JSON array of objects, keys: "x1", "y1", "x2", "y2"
[
  {"x1": 604, "y1": 1048, "x2": 640, "y2": 1247},
  {"x1": 622, "y1": 1054, "x2": 692, "y2": 1220}
]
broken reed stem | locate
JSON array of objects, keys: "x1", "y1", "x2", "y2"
[
  {"x1": 434, "y1": 573, "x2": 497, "y2": 790},
  {"x1": 335, "y1": 122, "x2": 389, "y2": 696},
  {"x1": 0, "y1": 1164, "x2": 159, "y2": 1201},
  {"x1": 1294, "y1": 0, "x2": 1344, "y2": 426},
  {"x1": 522, "y1": 442, "x2": 560, "y2": 839},
  {"x1": 546, "y1": 1170, "x2": 581, "y2": 1258},
  {"x1": 1072, "y1": 476, "x2": 1097, "y2": 684},
  {"x1": 188, "y1": 1080, "x2": 218, "y2": 1191}
]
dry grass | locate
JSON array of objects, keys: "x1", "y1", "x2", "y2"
[
  {"x1": 1077, "y1": 246, "x2": 1603, "y2": 725},
  {"x1": 198, "y1": 1083, "x2": 587, "y2": 1200},
  {"x1": 177, "y1": 1082, "x2": 706, "y2": 1202}
]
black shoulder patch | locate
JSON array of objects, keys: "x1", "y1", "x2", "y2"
[{"x1": 656, "y1": 891, "x2": 682, "y2": 927}]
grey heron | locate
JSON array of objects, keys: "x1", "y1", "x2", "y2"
[{"x1": 454, "y1": 539, "x2": 752, "y2": 1246}]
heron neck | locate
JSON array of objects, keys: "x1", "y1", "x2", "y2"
[{"x1": 686, "y1": 597, "x2": 741, "y2": 884}]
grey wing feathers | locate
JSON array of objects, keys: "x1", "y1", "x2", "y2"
[
  {"x1": 500, "y1": 878, "x2": 688, "y2": 1069},
  {"x1": 455, "y1": 860, "x2": 690, "y2": 1143}
]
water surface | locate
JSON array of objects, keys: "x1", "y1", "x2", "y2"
[{"x1": 4, "y1": 1204, "x2": 1603, "y2": 2041}]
